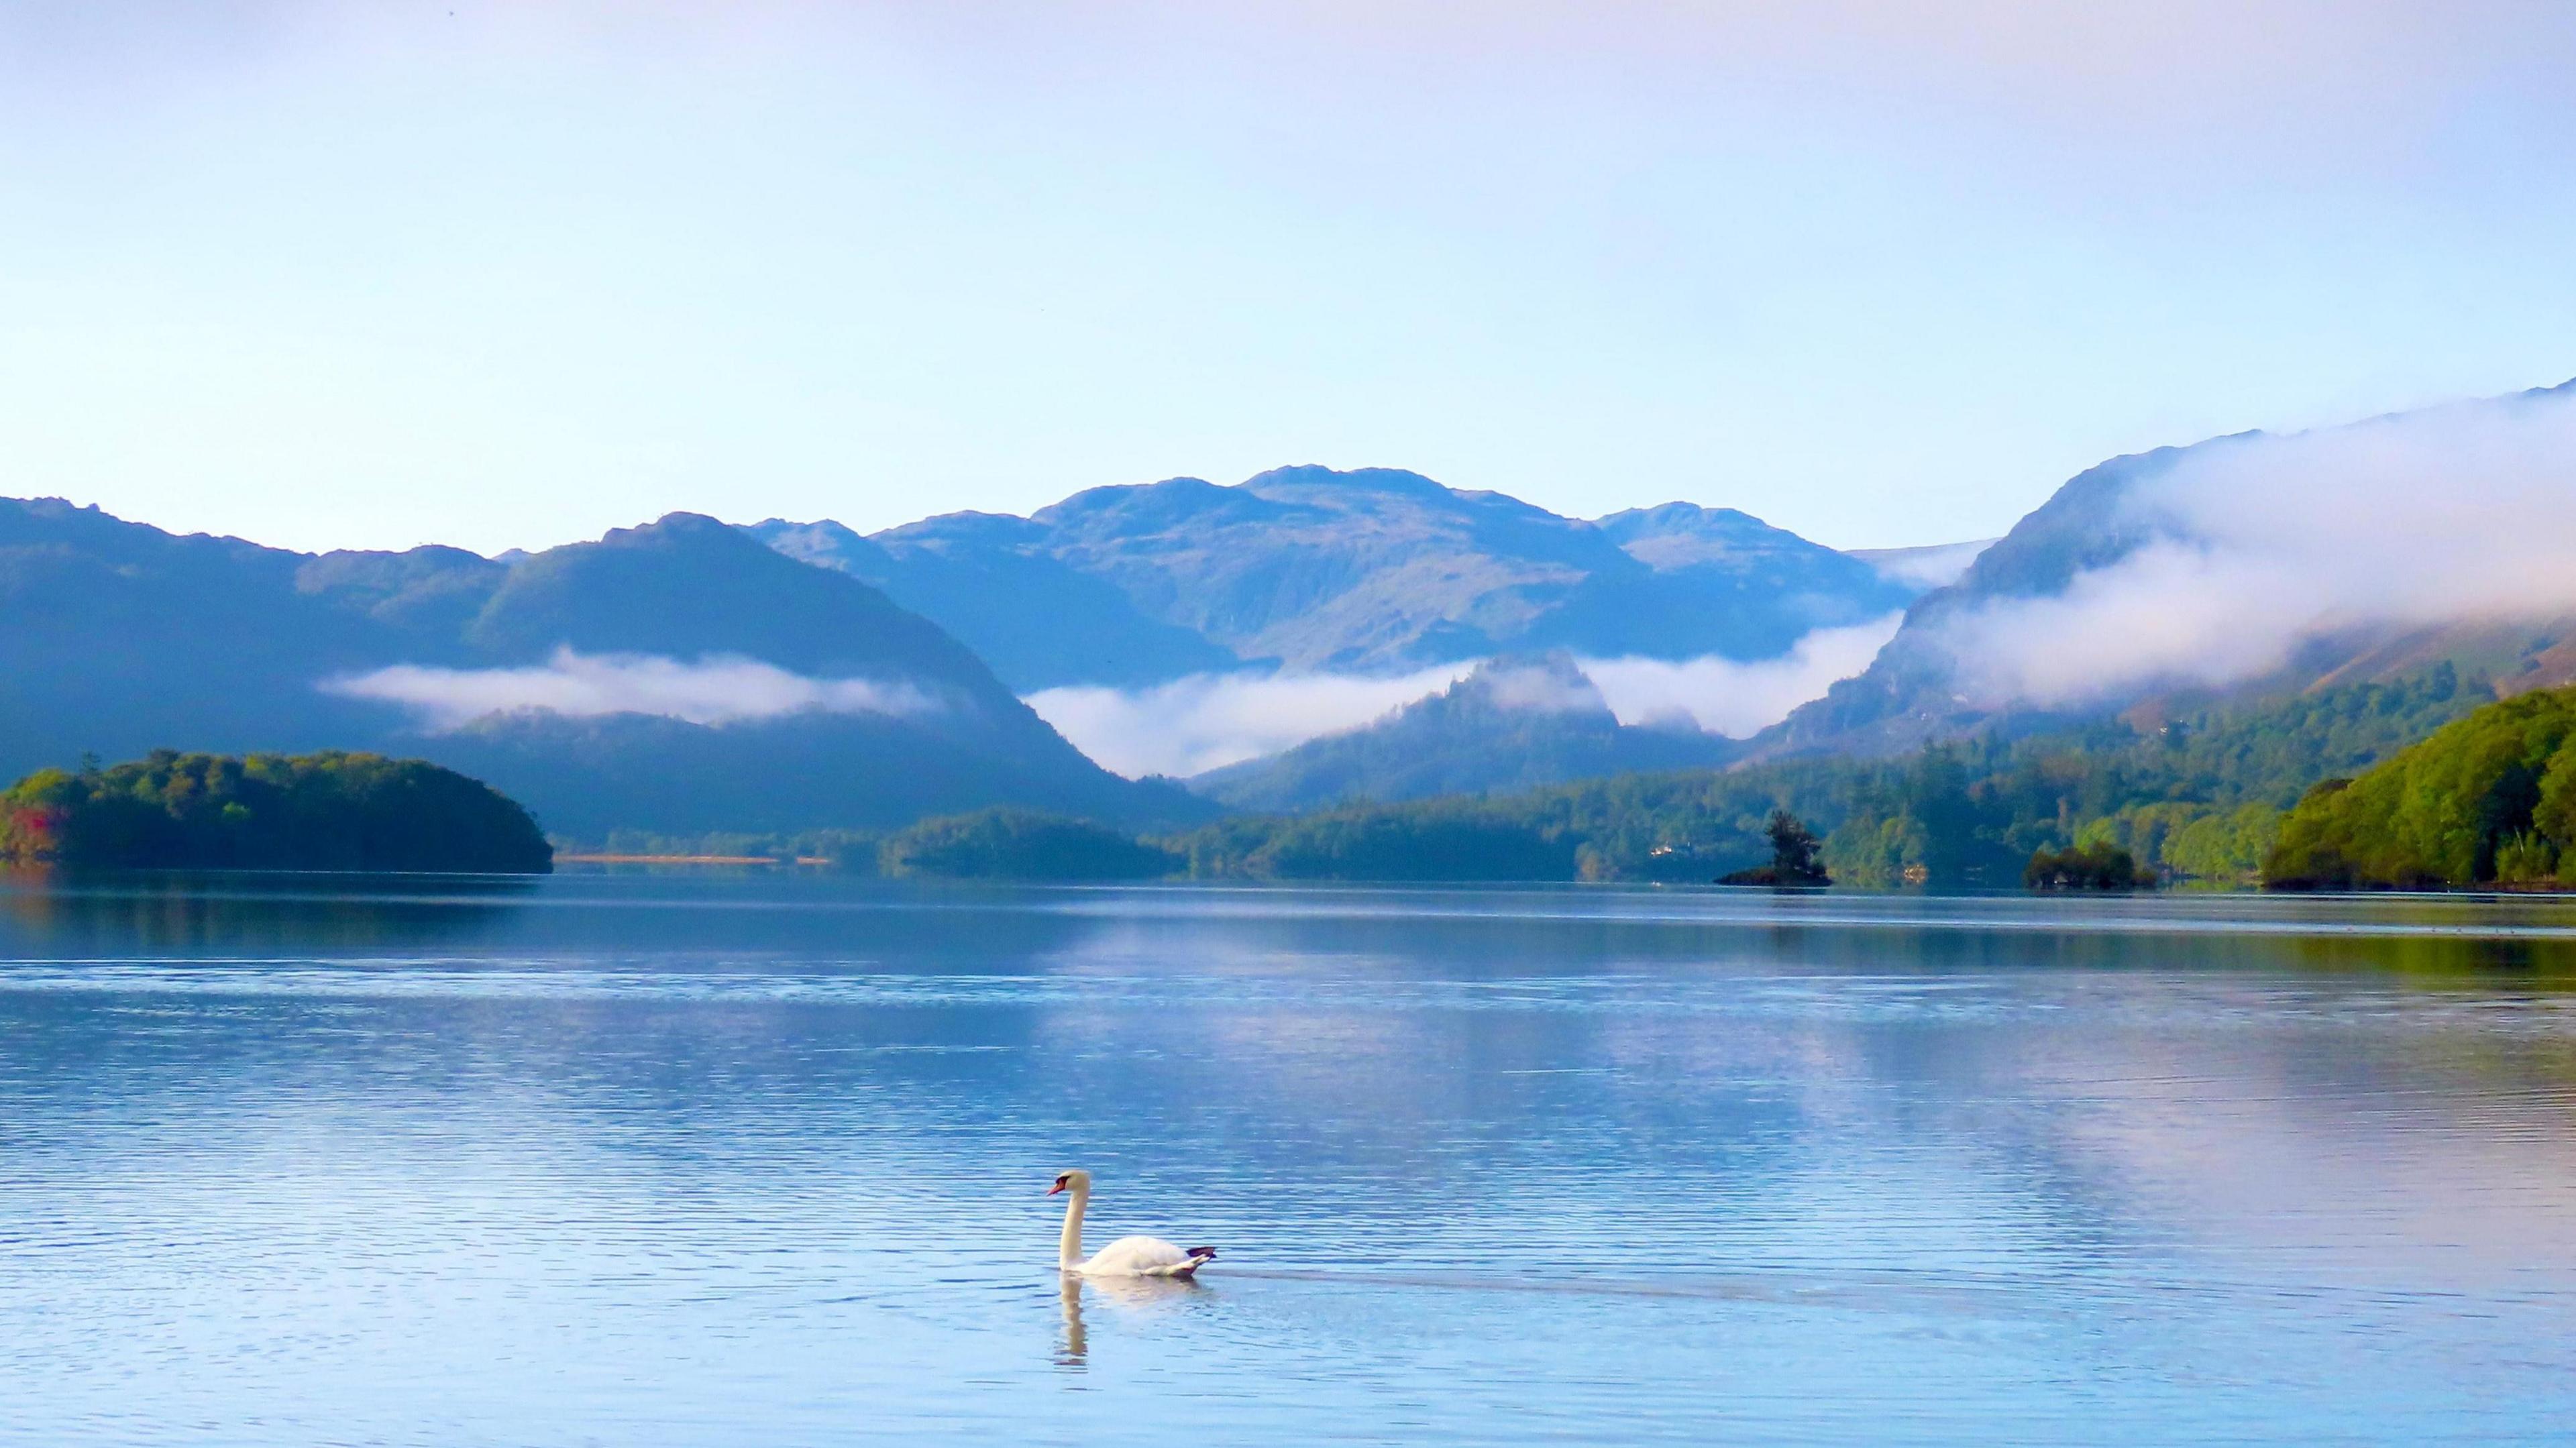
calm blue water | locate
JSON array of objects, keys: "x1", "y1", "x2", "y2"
[{"x1": 2, "y1": 874, "x2": 2573, "y2": 1445}]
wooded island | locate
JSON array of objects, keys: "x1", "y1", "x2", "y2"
[{"x1": 0, "y1": 750, "x2": 552, "y2": 874}]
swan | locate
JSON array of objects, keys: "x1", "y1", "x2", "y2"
[{"x1": 1048, "y1": 1169, "x2": 1216, "y2": 1277}]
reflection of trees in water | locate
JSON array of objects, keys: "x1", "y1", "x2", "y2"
[
  {"x1": 1022, "y1": 896, "x2": 2576, "y2": 1283},
  {"x1": 2277, "y1": 928, "x2": 2576, "y2": 984},
  {"x1": 1028, "y1": 891, "x2": 2576, "y2": 987},
  {"x1": 9, "y1": 882, "x2": 2575, "y2": 1295},
  {"x1": 0, "y1": 870, "x2": 537, "y2": 954},
  {"x1": 0, "y1": 877, "x2": 1111, "y2": 1171}
]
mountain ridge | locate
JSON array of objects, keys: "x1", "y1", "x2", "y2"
[
  {"x1": 755, "y1": 464, "x2": 1926, "y2": 687},
  {"x1": 0, "y1": 500, "x2": 1201, "y2": 838}
]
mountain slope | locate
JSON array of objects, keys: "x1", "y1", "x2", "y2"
[
  {"x1": 1189, "y1": 654, "x2": 1739, "y2": 812},
  {"x1": 1521, "y1": 502, "x2": 1915, "y2": 660},
  {"x1": 0, "y1": 500, "x2": 1204, "y2": 837},
  {"x1": 466, "y1": 514, "x2": 1004, "y2": 685},
  {"x1": 1754, "y1": 439, "x2": 2241, "y2": 759},
  {"x1": 1757, "y1": 378, "x2": 2576, "y2": 761},
  {"x1": 749, "y1": 515, "x2": 1238, "y2": 689},
  {"x1": 758, "y1": 466, "x2": 1923, "y2": 683},
  {"x1": 1028, "y1": 466, "x2": 1638, "y2": 671},
  {"x1": 0, "y1": 498, "x2": 415, "y2": 764}
]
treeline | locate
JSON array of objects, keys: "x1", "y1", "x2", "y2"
[
  {"x1": 1165, "y1": 667, "x2": 2485, "y2": 886},
  {"x1": 566, "y1": 669, "x2": 2498, "y2": 889},
  {"x1": 572, "y1": 809, "x2": 1177, "y2": 881},
  {"x1": 0, "y1": 750, "x2": 552, "y2": 873}
]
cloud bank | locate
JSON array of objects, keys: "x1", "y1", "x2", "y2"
[
  {"x1": 1581, "y1": 615, "x2": 1907, "y2": 736},
  {"x1": 326, "y1": 648, "x2": 941, "y2": 730},
  {"x1": 1027, "y1": 663, "x2": 1475, "y2": 779},
  {"x1": 1935, "y1": 386, "x2": 2576, "y2": 707},
  {"x1": 1027, "y1": 616, "x2": 1903, "y2": 779},
  {"x1": 1475, "y1": 659, "x2": 1607, "y2": 716},
  {"x1": 1852, "y1": 538, "x2": 1996, "y2": 590}
]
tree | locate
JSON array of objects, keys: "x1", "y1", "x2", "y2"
[
  {"x1": 2025, "y1": 841, "x2": 2151, "y2": 891},
  {"x1": 1718, "y1": 810, "x2": 1832, "y2": 887}
]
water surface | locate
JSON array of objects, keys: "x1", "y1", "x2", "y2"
[{"x1": 2, "y1": 875, "x2": 2572, "y2": 1445}]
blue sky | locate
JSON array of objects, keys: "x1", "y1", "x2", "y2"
[{"x1": 4, "y1": 1, "x2": 2573, "y2": 555}]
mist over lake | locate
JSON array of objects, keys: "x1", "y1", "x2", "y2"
[{"x1": 3, "y1": 873, "x2": 2570, "y2": 1446}]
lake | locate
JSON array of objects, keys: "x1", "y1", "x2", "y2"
[{"x1": 1, "y1": 873, "x2": 2572, "y2": 1445}]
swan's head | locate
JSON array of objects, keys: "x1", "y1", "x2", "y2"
[{"x1": 1046, "y1": 1169, "x2": 1091, "y2": 1196}]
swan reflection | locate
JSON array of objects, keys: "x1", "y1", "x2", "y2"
[{"x1": 1056, "y1": 1271, "x2": 1207, "y2": 1368}]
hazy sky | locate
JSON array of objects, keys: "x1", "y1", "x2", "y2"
[{"x1": 5, "y1": 1, "x2": 2574, "y2": 556}]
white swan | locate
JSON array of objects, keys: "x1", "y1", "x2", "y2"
[{"x1": 1048, "y1": 1169, "x2": 1216, "y2": 1277}]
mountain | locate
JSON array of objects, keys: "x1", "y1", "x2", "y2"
[
  {"x1": 0, "y1": 500, "x2": 1206, "y2": 838},
  {"x1": 1752, "y1": 439, "x2": 2229, "y2": 759},
  {"x1": 1189, "y1": 654, "x2": 1739, "y2": 812},
  {"x1": 0, "y1": 497, "x2": 405, "y2": 761},
  {"x1": 1756, "y1": 380, "x2": 2576, "y2": 761},
  {"x1": 1515, "y1": 501, "x2": 1919, "y2": 661},
  {"x1": 460, "y1": 512, "x2": 1001, "y2": 683},
  {"x1": 750, "y1": 516, "x2": 1239, "y2": 690},
  {"x1": 755, "y1": 467, "x2": 1923, "y2": 683}
]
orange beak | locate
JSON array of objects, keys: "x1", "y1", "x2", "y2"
[{"x1": 1046, "y1": 1182, "x2": 1065, "y2": 1196}]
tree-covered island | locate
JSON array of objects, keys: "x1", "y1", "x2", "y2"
[
  {"x1": 0, "y1": 750, "x2": 552, "y2": 873},
  {"x1": 1717, "y1": 810, "x2": 1832, "y2": 887}
]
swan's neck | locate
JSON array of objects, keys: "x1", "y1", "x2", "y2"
[{"x1": 1059, "y1": 1185, "x2": 1088, "y2": 1267}]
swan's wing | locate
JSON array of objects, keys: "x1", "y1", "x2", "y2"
[{"x1": 1080, "y1": 1235, "x2": 1214, "y2": 1276}]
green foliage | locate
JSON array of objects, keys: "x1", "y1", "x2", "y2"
[
  {"x1": 2070, "y1": 800, "x2": 2284, "y2": 886},
  {"x1": 0, "y1": 749, "x2": 550, "y2": 873},
  {"x1": 577, "y1": 828, "x2": 884, "y2": 870},
  {"x1": 2265, "y1": 685, "x2": 2576, "y2": 890},
  {"x1": 878, "y1": 808, "x2": 1178, "y2": 881},
  {"x1": 1165, "y1": 671, "x2": 2490, "y2": 887},
  {"x1": 2025, "y1": 841, "x2": 2150, "y2": 890},
  {"x1": 2493, "y1": 832, "x2": 2561, "y2": 886},
  {"x1": 1172, "y1": 798, "x2": 1582, "y2": 881}
]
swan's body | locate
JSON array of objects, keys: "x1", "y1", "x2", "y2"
[{"x1": 1049, "y1": 1170, "x2": 1216, "y2": 1278}]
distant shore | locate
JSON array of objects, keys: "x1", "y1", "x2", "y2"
[{"x1": 556, "y1": 853, "x2": 833, "y2": 866}]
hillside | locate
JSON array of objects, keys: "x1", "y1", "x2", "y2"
[
  {"x1": 1190, "y1": 654, "x2": 1738, "y2": 812},
  {"x1": 0, "y1": 500, "x2": 1204, "y2": 838},
  {"x1": 1757, "y1": 379, "x2": 2576, "y2": 761},
  {"x1": 751, "y1": 516, "x2": 1238, "y2": 690},
  {"x1": 2265, "y1": 685, "x2": 2576, "y2": 889},
  {"x1": 755, "y1": 467, "x2": 1921, "y2": 683}
]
